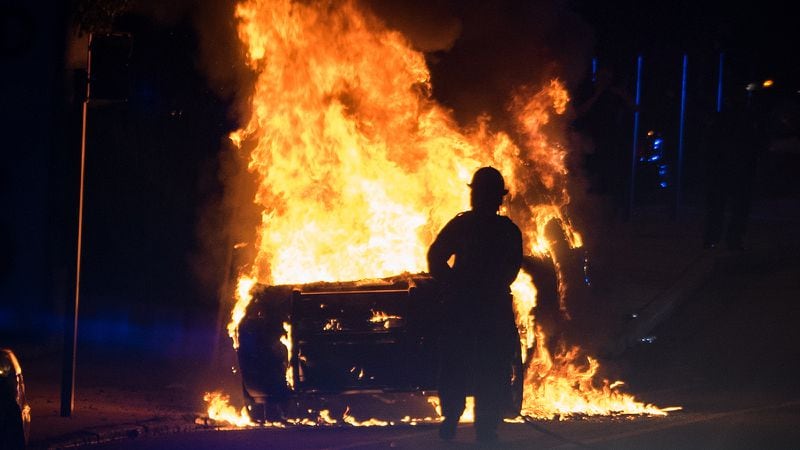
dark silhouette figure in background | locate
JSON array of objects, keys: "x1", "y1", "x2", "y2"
[
  {"x1": 571, "y1": 67, "x2": 637, "y2": 216},
  {"x1": 427, "y1": 167, "x2": 523, "y2": 443},
  {"x1": 702, "y1": 84, "x2": 768, "y2": 250}
]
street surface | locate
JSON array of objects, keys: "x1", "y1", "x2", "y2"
[{"x1": 88, "y1": 406, "x2": 800, "y2": 449}]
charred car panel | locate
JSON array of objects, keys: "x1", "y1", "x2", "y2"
[
  {"x1": 233, "y1": 256, "x2": 576, "y2": 422},
  {"x1": 237, "y1": 275, "x2": 444, "y2": 419}
]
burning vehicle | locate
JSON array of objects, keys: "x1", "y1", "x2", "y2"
[
  {"x1": 206, "y1": 0, "x2": 677, "y2": 426},
  {"x1": 234, "y1": 251, "x2": 586, "y2": 423},
  {"x1": 237, "y1": 275, "x2": 441, "y2": 421},
  {"x1": 237, "y1": 274, "x2": 525, "y2": 422}
]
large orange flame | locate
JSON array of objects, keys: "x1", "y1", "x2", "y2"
[
  {"x1": 207, "y1": 0, "x2": 677, "y2": 426},
  {"x1": 230, "y1": 0, "x2": 579, "y2": 287}
]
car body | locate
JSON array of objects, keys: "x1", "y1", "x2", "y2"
[
  {"x1": 0, "y1": 348, "x2": 30, "y2": 448},
  {"x1": 237, "y1": 273, "x2": 525, "y2": 422}
]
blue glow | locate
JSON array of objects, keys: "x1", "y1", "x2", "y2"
[
  {"x1": 629, "y1": 55, "x2": 643, "y2": 216},
  {"x1": 648, "y1": 154, "x2": 661, "y2": 162},
  {"x1": 0, "y1": 309, "x2": 12, "y2": 328},
  {"x1": 676, "y1": 54, "x2": 688, "y2": 208},
  {"x1": 653, "y1": 138, "x2": 663, "y2": 149},
  {"x1": 660, "y1": 181, "x2": 668, "y2": 188},
  {"x1": 716, "y1": 53, "x2": 724, "y2": 113}
]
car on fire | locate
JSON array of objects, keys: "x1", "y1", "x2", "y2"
[
  {"x1": 0, "y1": 348, "x2": 30, "y2": 448},
  {"x1": 238, "y1": 273, "x2": 523, "y2": 421},
  {"x1": 235, "y1": 250, "x2": 587, "y2": 422}
]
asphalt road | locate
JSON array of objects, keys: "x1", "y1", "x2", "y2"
[
  {"x1": 88, "y1": 404, "x2": 800, "y2": 449},
  {"x1": 88, "y1": 249, "x2": 800, "y2": 449}
]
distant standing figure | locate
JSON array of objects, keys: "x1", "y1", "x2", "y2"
[
  {"x1": 427, "y1": 166, "x2": 523, "y2": 443},
  {"x1": 571, "y1": 67, "x2": 637, "y2": 214},
  {"x1": 702, "y1": 87, "x2": 768, "y2": 250}
]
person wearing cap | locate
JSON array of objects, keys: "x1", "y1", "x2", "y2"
[{"x1": 427, "y1": 166, "x2": 523, "y2": 443}]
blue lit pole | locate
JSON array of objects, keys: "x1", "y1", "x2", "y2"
[
  {"x1": 591, "y1": 57, "x2": 598, "y2": 83},
  {"x1": 628, "y1": 55, "x2": 643, "y2": 220},
  {"x1": 716, "y1": 52, "x2": 724, "y2": 113},
  {"x1": 675, "y1": 54, "x2": 688, "y2": 217}
]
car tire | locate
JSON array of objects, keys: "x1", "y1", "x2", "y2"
[
  {"x1": 242, "y1": 388, "x2": 289, "y2": 423},
  {"x1": 0, "y1": 398, "x2": 25, "y2": 450}
]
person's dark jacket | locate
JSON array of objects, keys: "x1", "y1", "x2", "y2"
[{"x1": 427, "y1": 210, "x2": 522, "y2": 330}]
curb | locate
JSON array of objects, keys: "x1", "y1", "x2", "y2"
[{"x1": 28, "y1": 416, "x2": 200, "y2": 450}]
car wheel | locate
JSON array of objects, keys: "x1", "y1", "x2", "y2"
[
  {"x1": 0, "y1": 396, "x2": 25, "y2": 450},
  {"x1": 242, "y1": 388, "x2": 289, "y2": 423}
]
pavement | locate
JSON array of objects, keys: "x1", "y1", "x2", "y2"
[
  {"x1": 16, "y1": 313, "x2": 223, "y2": 450},
  {"x1": 11, "y1": 191, "x2": 800, "y2": 449}
]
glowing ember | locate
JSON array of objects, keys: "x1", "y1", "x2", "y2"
[
  {"x1": 369, "y1": 310, "x2": 402, "y2": 328},
  {"x1": 323, "y1": 318, "x2": 342, "y2": 331},
  {"x1": 342, "y1": 407, "x2": 390, "y2": 427},
  {"x1": 318, "y1": 410, "x2": 338, "y2": 425},
  {"x1": 205, "y1": 0, "x2": 678, "y2": 427}
]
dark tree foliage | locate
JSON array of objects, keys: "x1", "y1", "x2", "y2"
[{"x1": 72, "y1": 0, "x2": 133, "y2": 34}]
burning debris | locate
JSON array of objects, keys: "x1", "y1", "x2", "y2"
[
  {"x1": 204, "y1": 0, "x2": 679, "y2": 427},
  {"x1": 204, "y1": 391, "x2": 254, "y2": 427}
]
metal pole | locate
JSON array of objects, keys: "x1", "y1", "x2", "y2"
[
  {"x1": 61, "y1": 32, "x2": 92, "y2": 417},
  {"x1": 675, "y1": 54, "x2": 688, "y2": 217},
  {"x1": 627, "y1": 55, "x2": 643, "y2": 220},
  {"x1": 716, "y1": 52, "x2": 724, "y2": 113}
]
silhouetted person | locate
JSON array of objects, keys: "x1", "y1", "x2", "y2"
[
  {"x1": 702, "y1": 85, "x2": 768, "y2": 250},
  {"x1": 571, "y1": 67, "x2": 637, "y2": 217},
  {"x1": 427, "y1": 166, "x2": 522, "y2": 443}
]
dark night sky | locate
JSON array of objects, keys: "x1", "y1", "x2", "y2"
[{"x1": 1, "y1": 0, "x2": 797, "y2": 338}]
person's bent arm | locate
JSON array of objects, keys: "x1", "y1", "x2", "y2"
[
  {"x1": 501, "y1": 225, "x2": 523, "y2": 287},
  {"x1": 427, "y1": 221, "x2": 457, "y2": 283}
]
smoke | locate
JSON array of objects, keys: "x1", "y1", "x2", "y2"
[
  {"x1": 364, "y1": 0, "x2": 595, "y2": 125},
  {"x1": 131, "y1": 0, "x2": 253, "y2": 117},
  {"x1": 122, "y1": 0, "x2": 259, "y2": 320},
  {"x1": 358, "y1": 0, "x2": 462, "y2": 52}
]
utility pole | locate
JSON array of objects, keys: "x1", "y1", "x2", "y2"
[
  {"x1": 61, "y1": 32, "x2": 92, "y2": 417},
  {"x1": 60, "y1": 30, "x2": 131, "y2": 416}
]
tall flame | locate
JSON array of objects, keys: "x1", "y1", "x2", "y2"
[
  {"x1": 230, "y1": 0, "x2": 577, "y2": 287},
  {"x1": 208, "y1": 0, "x2": 676, "y2": 426}
]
